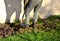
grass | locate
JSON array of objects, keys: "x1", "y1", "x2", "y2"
[
  {"x1": 0, "y1": 15, "x2": 60, "y2": 41},
  {"x1": 0, "y1": 29, "x2": 60, "y2": 41}
]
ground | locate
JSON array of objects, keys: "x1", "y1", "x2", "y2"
[{"x1": 0, "y1": 15, "x2": 60, "y2": 41}]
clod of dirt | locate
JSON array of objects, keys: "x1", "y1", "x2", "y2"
[{"x1": 0, "y1": 24, "x2": 14, "y2": 37}]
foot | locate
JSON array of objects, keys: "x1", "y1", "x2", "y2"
[
  {"x1": 13, "y1": 23, "x2": 29, "y2": 31},
  {"x1": 29, "y1": 22, "x2": 36, "y2": 28},
  {"x1": 19, "y1": 22, "x2": 29, "y2": 28}
]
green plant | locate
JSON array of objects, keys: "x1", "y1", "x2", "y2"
[
  {"x1": 47, "y1": 15, "x2": 60, "y2": 20},
  {"x1": 0, "y1": 29, "x2": 60, "y2": 41}
]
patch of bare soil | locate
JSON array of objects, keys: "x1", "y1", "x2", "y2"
[
  {"x1": 0, "y1": 23, "x2": 35, "y2": 37},
  {"x1": 0, "y1": 24, "x2": 14, "y2": 37}
]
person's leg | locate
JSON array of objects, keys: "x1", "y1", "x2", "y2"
[
  {"x1": 33, "y1": 0, "x2": 43, "y2": 22},
  {"x1": 15, "y1": 0, "x2": 21, "y2": 21},
  {"x1": 25, "y1": 0, "x2": 41, "y2": 24},
  {"x1": 30, "y1": 0, "x2": 43, "y2": 28},
  {"x1": 9, "y1": 0, "x2": 22, "y2": 27},
  {"x1": 5, "y1": 4, "x2": 14, "y2": 24},
  {"x1": 20, "y1": 0, "x2": 40, "y2": 28},
  {"x1": 5, "y1": 0, "x2": 21, "y2": 23},
  {"x1": 4, "y1": 0, "x2": 15, "y2": 23}
]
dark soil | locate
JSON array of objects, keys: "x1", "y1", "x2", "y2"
[{"x1": 0, "y1": 23, "x2": 34, "y2": 37}]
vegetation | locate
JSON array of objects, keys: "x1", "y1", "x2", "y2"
[
  {"x1": 0, "y1": 15, "x2": 60, "y2": 41},
  {"x1": 0, "y1": 29, "x2": 60, "y2": 41}
]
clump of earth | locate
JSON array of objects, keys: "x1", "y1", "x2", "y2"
[{"x1": 0, "y1": 23, "x2": 33, "y2": 37}]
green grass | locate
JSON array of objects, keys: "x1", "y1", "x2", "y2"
[
  {"x1": 46, "y1": 15, "x2": 60, "y2": 19},
  {"x1": 0, "y1": 29, "x2": 60, "y2": 41},
  {"x1": 1, "y1": 15, "x2": 60, "y2": 41}
]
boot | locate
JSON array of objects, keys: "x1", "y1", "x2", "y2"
[
  {"x1": 19, "y1": 22, "x2": 29, "y2": 28},
  {"x1": 29, "y1": 22, "x2": 36, "y2": 28}
]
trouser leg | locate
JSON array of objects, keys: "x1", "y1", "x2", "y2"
[
  {"x1": 15, "y1": 6, "x2": 21, "y2": 20},
  {"x1": 18, "y1": 0, "x2": 30, "y2": 28},
  {"x1": 20, "y1": 0, "x2": 42, "y2": 28},
  {"x1": 5, "y1": 6, "x2": 14, "y2": 23},
  {"x1": 30, "y1": 0, "x2": 43, "y2": 28},
  {"x1": 25, "y1": 0, "x2": 40, "y2": 24},
  {"x1": 15, "y1": 11, "x2": 20, "y2": 21},
  {"x1": 15, "y1": 0, "x2": 21, "y2": 21},
  {"x1": 33, "y1": 0, "x2": 43, "y2": 22}
]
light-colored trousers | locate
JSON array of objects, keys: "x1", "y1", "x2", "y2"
[
  {"x1": 4, "y1": 0, "x2": 21, "y2": 22},
  {"x1": 24, "y1": 0, "x2": 43, "y2": 24}
]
